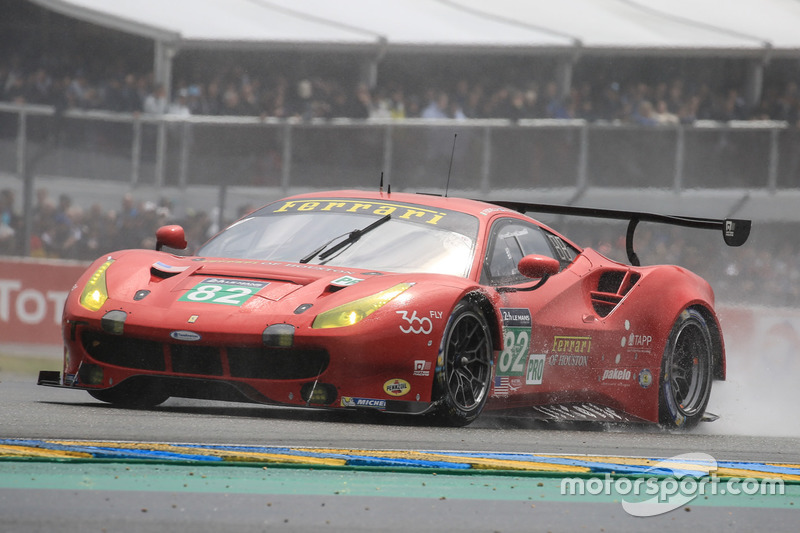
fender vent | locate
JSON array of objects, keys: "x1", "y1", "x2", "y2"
[{"x1": 590, "y1": 270, "x2": 640, "y2": 317}]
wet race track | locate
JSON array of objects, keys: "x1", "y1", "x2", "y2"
[{"x1": 1, "y1": 338, "x2": 799, "y2": 533}]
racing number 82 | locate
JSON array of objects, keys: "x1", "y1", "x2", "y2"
[
  {"x1": 498, "y1": 329, "x2": 530, "y2": 375},
  {"x1": 184, "y1": 284, "x2": 255, "y2": 306}
]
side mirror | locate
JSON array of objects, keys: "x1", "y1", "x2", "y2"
[
  {"x1": 156, "y1": 225, "x2": 187, "y2": 251},
  {"x1": 517, "y1": 254, "x2": 560, "y2": 280}
]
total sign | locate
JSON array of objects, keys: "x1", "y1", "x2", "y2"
[{"x1": 0, "y1": 258, "x2": 87, "y2": 345}]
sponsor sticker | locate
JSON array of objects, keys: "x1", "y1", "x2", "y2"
[
  {"x1": 497, "y1": 308, "x2": 532, "y2": 376},
  {"x1": 525, "y1": 353, "x2": 546, "y2": 385},
  {"x1": 397, "y1": 310, "x2": 433, "y2": 334},
  {"x1": 273, "y1": 199, "x2": 447, "y2": 226},
  {"x1": 413, "y1": 360, "x2": 432, "y2": 377},
  {"x1": 170, "y1": 330, "x2": 201, "y2": 342},
  {"x1": 622, "y1": 320, "x2": 653, "y2": 353},
  {"x1": 331, "y1": 276, "x2": 363, "y2": 287},
  {"x1": 639, "y1": 369, "x2": 653, "y2": 388},
  {"x1": 383, "y1": 379, "x2": 410, "y2": 397},
  {"x1": 340, "y1": 396, "x2": 387, "y2": 410},
  {"x1": 548, "y1": 354, "x2": 589, "y2": 366},
  {"x1": 179, "y1": 278, "x2": 268, "y2": 306},
  {"x1": 552, "y1": 335, "x2": 592, "y2": 354},
  {"x1": 601, "y1": 368, "x2": 633, "y2": 382}
]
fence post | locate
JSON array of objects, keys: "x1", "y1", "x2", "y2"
[
  {"x1": 281, "y1": 122, "x2": 292, "y2": 193},
  {"x1": 131, "y1": 115, "x2": 141, "y2": 186},
  {"x1": 768, "y1": 127, "x2": 779, "y2": 193},
  {"x1": 155, "y1": 120, "x2": 167, "y2": 187},
  {"x1": 15, "y1": 108, "x2": 26, "y2": 181},
  {"x1": 481, "y1": 126, "x2": 491, "y2": 195},
  {"x1": 382, "y1": 123, "x2": 393, "y2": 187},
  {"x1": 577, "y1": 123, "x2": 589, "y2": 190},
  {"x1": 178, "y1": 121, "x2": 190, "y2": 189},
  {"x1": 17, "y1": 108, "x2": 31, "y2": 256},
  {"x1": 673, "y1": 126, "x2": 685, "y2": 194}
]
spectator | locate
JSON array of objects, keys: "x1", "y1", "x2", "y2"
[
  {"x1": 143, "y1": 83, "x2": 169, "y2": 114},
  {"x1": 421, "y1": 90, "x2": 450, "y2": 119},
  {"x1": 653, "y1": 99, "x2": 679, "y2": 125},
  {"x1": 0, "y1": 189, "x2": 22, "y2": 255}
]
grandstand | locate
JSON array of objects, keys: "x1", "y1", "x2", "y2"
[{"x1": 2, "y1": 0, "x2": 800, "y2": 305}]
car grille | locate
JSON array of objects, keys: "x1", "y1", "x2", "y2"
[{"x1": 81, "y1": 331, "x2": 329, "y2": 380}]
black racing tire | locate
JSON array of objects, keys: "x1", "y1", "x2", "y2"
[
  {"x1": 433, "y1": 300, "x2": 493, "y2": 427},
  {"x1": 658, "y1": 308, "x2": 713, "y2": 429},
  {"x1": 88, "y1": 379, "x2": 170, "y2": 408}
]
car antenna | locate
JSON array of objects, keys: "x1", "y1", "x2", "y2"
[
  {"x1": 379, "y1": 171, "x2": 391, "y2": 194},
  {"x1": 444, "y1": 133, "x2": 457, "y2": 197}
]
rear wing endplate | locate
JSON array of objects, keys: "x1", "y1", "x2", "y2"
[{"x1": 493, "y1": 201, "x2": 751, "y2": 267}]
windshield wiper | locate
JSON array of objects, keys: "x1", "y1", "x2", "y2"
[{"x1": 298, "y1": 214, "x2": 391, "y2": 264}]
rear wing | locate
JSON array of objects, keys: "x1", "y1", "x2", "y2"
[{"x1": 492, "y1": 201, "x2": 751, "y2": 267}]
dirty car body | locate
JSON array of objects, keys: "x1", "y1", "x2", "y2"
[{"x1": 39, "y1": 190, "x2": 751, "y2": 428}]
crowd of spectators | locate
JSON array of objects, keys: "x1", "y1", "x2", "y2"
[
  {"x1": 3, "y1": 54, "x2": 800, "y2": 125},
  {"x1": 3, "y1": 53, "x2": 799, "y2": 307},
  {"x1": 2, "y1": 186, "x2": 798, "y2": 308}
]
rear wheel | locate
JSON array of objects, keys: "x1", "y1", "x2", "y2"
[
  {"x1": 658, "y1": 308, "x2": 713, "y2": 429},
  {"x1": 88, "y1": 379, "x2": 170, "y2": 408},
  {"x1": 433, "y1": 301, "x2": 493, "y2": 427}
]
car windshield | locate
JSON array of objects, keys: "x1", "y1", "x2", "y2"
[{"x1": 196, "y1": 198, "x2": 480, "y2": 277}]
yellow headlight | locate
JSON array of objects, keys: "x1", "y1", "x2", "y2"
[
  {"x1": 312, "y1": 283, "x2": 412, "y2": 329},
  {"x1": 79, "y1": 260, "x2": 114, "y2": 311}
]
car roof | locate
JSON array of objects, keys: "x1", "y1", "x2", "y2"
[{"x1": 281, "y1": 189, "x2": 514, "y2": 218}]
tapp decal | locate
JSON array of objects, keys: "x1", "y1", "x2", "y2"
[{"x1": 621, "y1": 320, "x2": 653, "y2": 353}]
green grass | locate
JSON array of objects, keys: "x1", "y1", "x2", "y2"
[{"x1": 0, "y1": 353, "x2": 60, "y2": 379}]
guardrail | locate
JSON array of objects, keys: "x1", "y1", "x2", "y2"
[{"x1": 2, "y1": 102, "x2": 798, "y2": 195}]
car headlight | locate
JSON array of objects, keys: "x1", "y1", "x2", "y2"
[
  {"x1": 312, "y1": 283, "x2": 412, "y2": 329},
  {"x1": 79, "y1": 259, "x2": 114, "y2": 311}
]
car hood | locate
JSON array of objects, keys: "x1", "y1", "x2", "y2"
[{"x1": 90, "y1": 251, "x2": 443, "y2": 335}]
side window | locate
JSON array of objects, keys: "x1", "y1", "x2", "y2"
[
  {"x1": 482, "y1": 219, "x2": 557, "y2": 286},
  {"x1": 543, "y1": 231, "x2": 579, "y2": 265}
]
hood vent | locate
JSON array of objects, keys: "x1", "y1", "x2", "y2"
[
  {"x1": 150, "y1": 261, "x2": 189, "y2": 279},
  {"x1": 590, "y1": 270, "x2": 640, "y2": 317}
]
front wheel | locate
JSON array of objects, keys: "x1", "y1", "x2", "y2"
[
  {"x1": 433, "y1": 300, "x2": 493, "y2": 427},
  {"x1": 658, "y1": 308, "x2": 713, "y2": 429}
]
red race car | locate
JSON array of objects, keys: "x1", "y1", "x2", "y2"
[{"x1": 39, "y1": 189, "x2": 750, "y2": 428}]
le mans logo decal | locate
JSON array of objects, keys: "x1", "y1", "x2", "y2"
[{"x1": 179, "y1": 278, "x2": 269, "y2": 306}]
